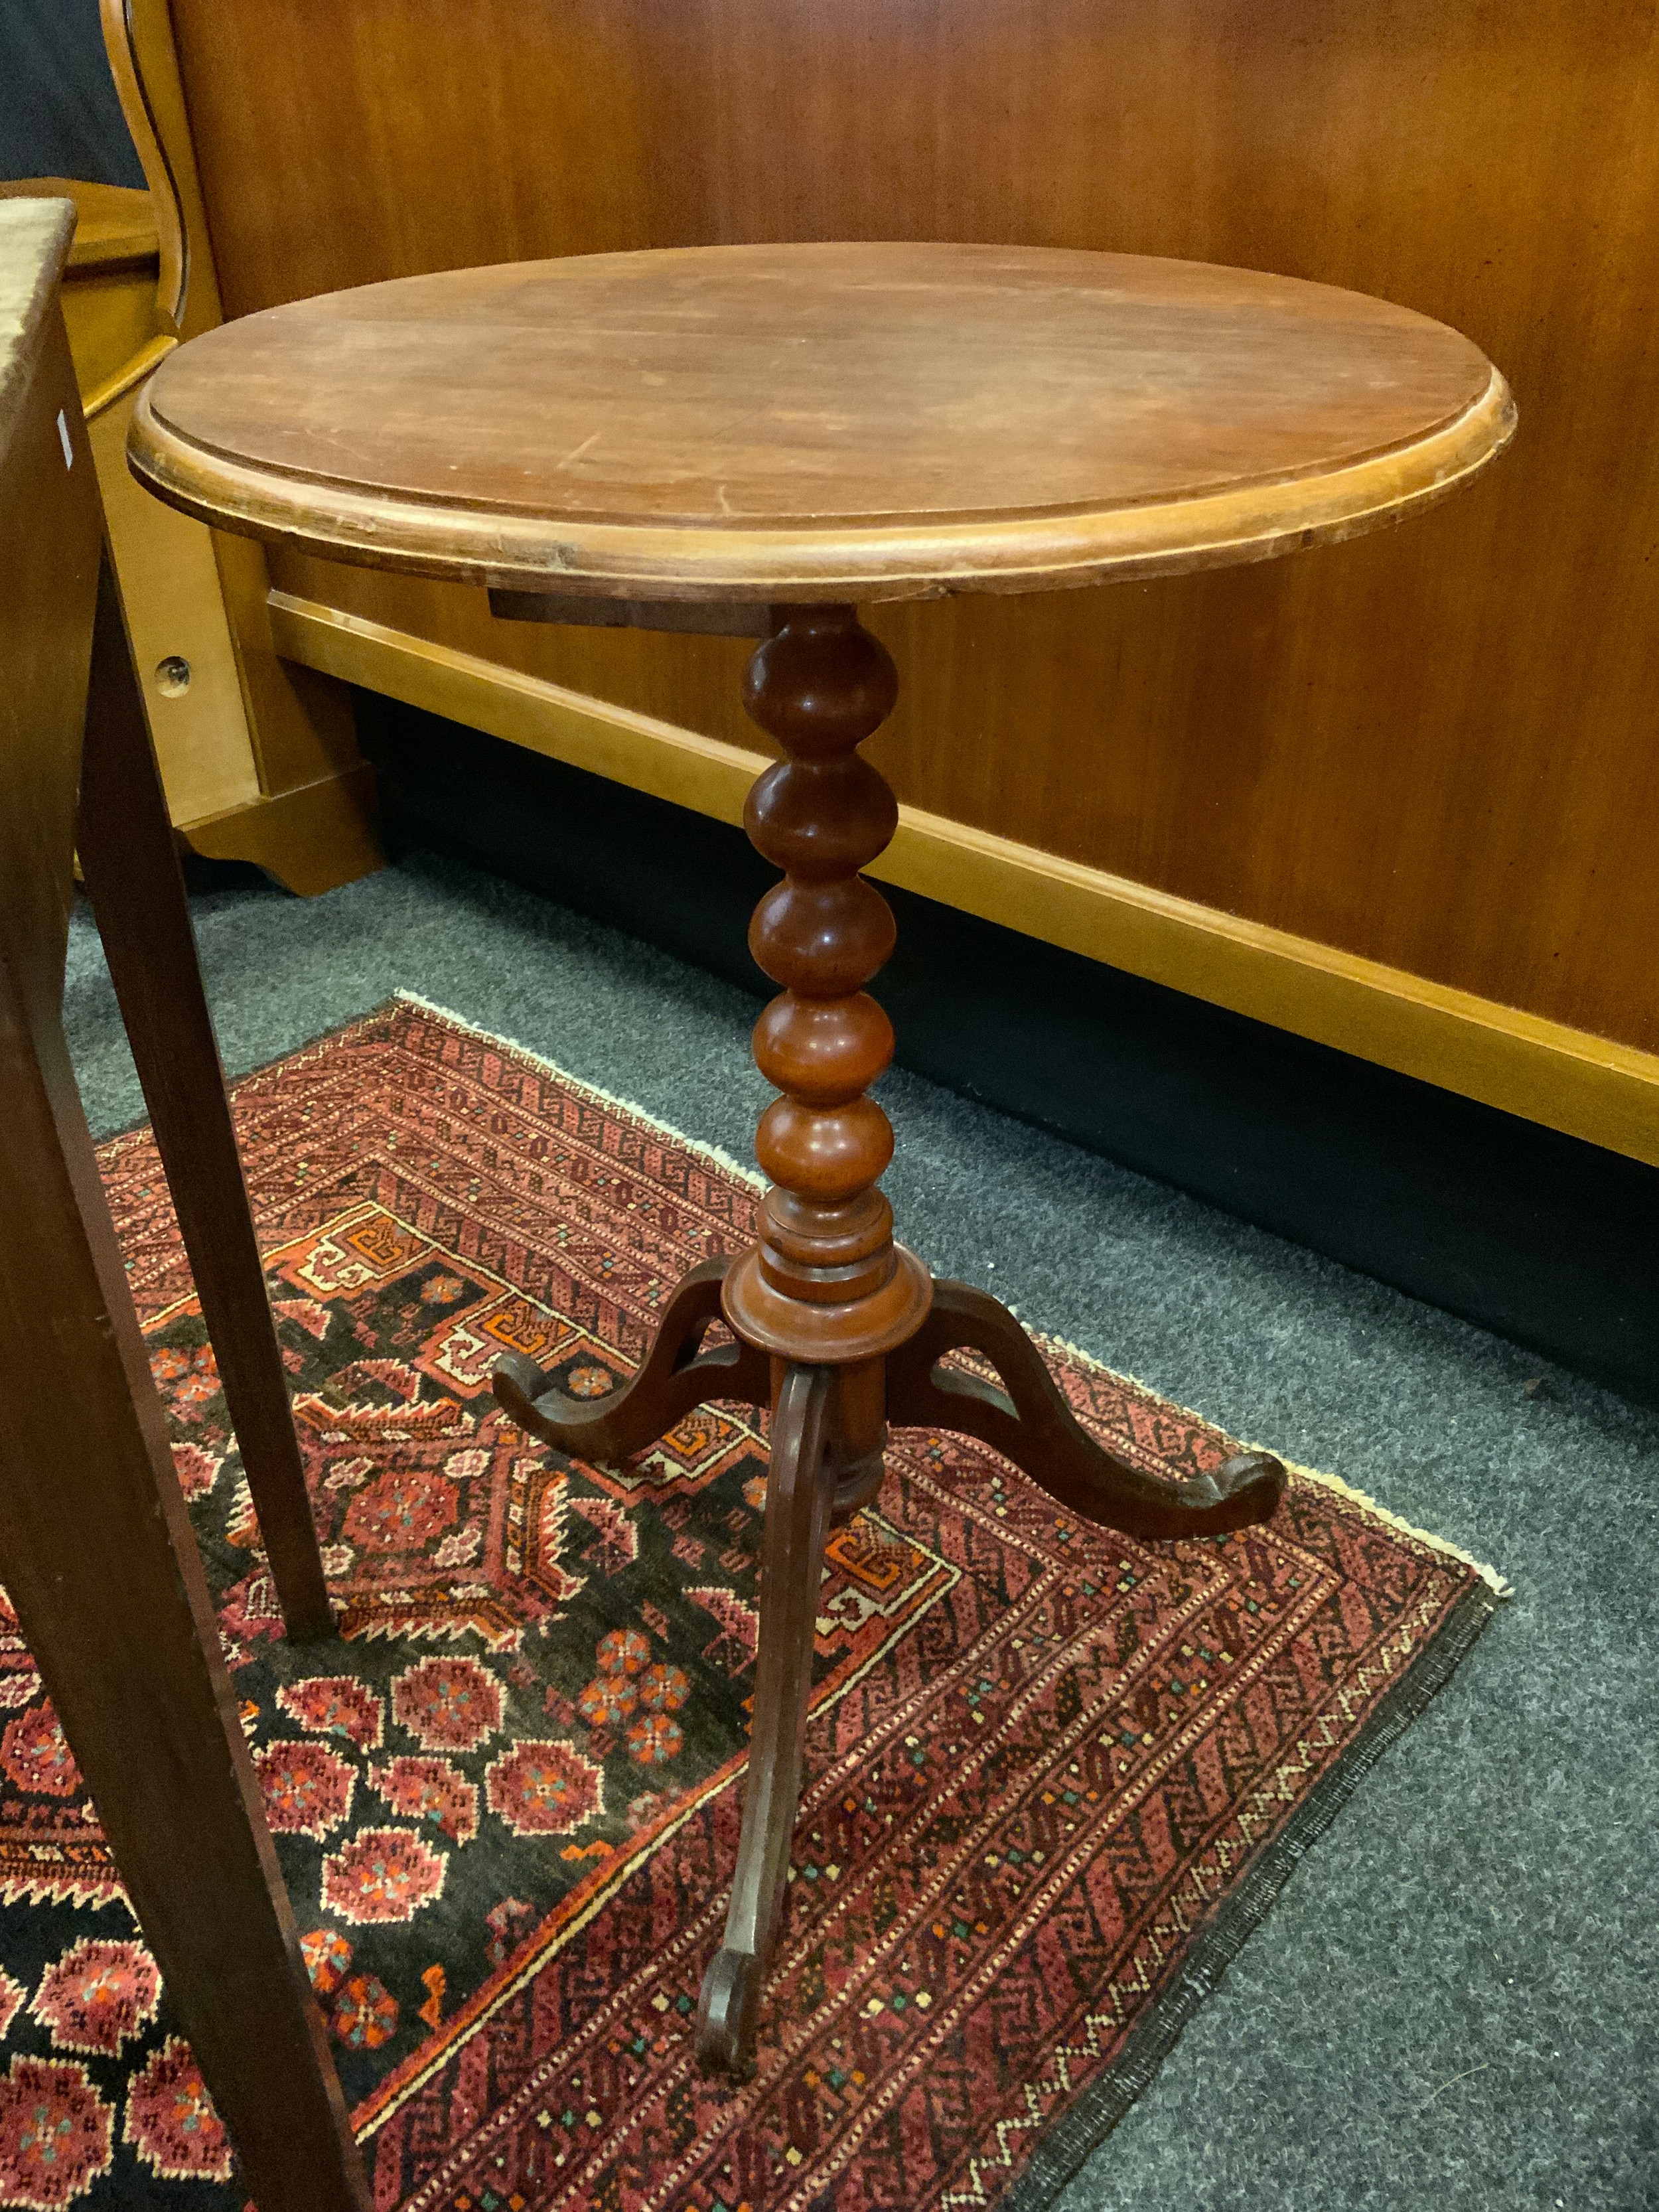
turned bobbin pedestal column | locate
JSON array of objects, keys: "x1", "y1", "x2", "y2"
[
  {"x1": 129, "y1": 236, "x2": 1512, "y2": 2087},
  {"x1": 725, "y1": 607, "x2": 932, "y2": 1496},
  {"x1": 494, "y1": 604, "x2": 1289, "y2": 2074}
]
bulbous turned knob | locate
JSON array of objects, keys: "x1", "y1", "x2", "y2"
[
  {"x1": 749, "y1": 877, "x2": 897, "y2": 996},
  {"x1": 745, "y1": 609, "x2": 898, "y2": 757},
  {"x1": 746, "y1": 757, "x2": 899, "y2": 880},
  {"x1": 753, "y1": 991, "x2": 895, "y2": 1105},
  {"x1": 757, "y1": 1094, "x2": 895, "y2": 1203},
  {"x1": 723, "y1": 602, "x2": 933, "y2": 1365}
]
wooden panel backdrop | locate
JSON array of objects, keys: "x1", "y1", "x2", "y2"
[{"x1": 115, "y1": 1, "x2": 1659, "y2": 1147}]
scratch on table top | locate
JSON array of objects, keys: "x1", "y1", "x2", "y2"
[{"x1": 557, "y1": 429, "x2": 601, "y2": 470}]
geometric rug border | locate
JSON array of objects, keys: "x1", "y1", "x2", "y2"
[{"x1": 1001, "y1": 1574, "x2": 1501, "y2": 2210}]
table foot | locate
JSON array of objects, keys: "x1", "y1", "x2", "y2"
[
  {"x1": 885, "y1": 1280, "x2": 1286, "y2": 1539},
  {"x1": 695, "y1": 1363, "x2": 837, "y2": 2079},
  {"x1": 695, "y1": 1947, "x2": 764, "y2": 2081},
  {"x1": 492, "y1": 1255, "x2": 770, "y2": 1457}
]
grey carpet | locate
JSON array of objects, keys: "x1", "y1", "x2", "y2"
[{"x1": 63, "y1": 849, "x2": 1658, "y2": 2212}]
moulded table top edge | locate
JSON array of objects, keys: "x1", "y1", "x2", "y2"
[
  {"x1": 125, "y1": 241, "x2": 1516, "y2": 604},
  {"x1": 128, "y1": 369, "x2": 1513, "y2": 603}
]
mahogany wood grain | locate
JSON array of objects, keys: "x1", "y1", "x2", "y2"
[
  {"x1": 144, "y1": 0, "x2": 1659, "y2": 1051},
  {"x1": 0, "y1": 198, "x2": 368, "y2": 2212}
]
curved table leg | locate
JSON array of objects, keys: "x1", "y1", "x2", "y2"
[
  {"x1": 696, "y1": 1363, "x2": 837, "y2": 2079},
  {"x1": 492, "y1": 1254, "x2": 771, "y2": 1459},
  {"x1": 886, "y1": 1280, "x2": 1285, "y2": 1538}
]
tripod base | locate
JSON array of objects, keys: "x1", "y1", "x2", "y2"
[{"x1": 496, "y1": 1252, "x2": 1284, "y2": 2079}]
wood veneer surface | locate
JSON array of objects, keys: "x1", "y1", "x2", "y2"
[
  {"x1": 134, "y1": 244, "x2": 1506, "y2": 593},
  {"x1": 163, "y1": 0, "x2": 1659, "y2": 1051}
]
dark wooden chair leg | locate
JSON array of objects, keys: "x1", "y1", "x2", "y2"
[
  {"x1": 695, "y1": 1363, "x2": 837, "y2": 2079},
  {"x1": 0, "y1": 970, "x2": 370, "y2": 2212},
  {"x1": 886, "y1": 1279, "x2": 1286, "y2": 1538},
  {"x1": 76, "y1": 552, "x2": 334, "y2": 1642},
  {"x1": 494, "y1": 1253, "x2": 771, "y2": 1457},
  {"x1": 1, "y1": 239, "x2": 363, "y2": 2207}
]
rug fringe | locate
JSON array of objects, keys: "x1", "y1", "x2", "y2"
[
  {"x1": 1277, "y1": 1459, "x2": 1513, "y2": 1598},
  {"x1": 392, "y1": 989, "x2": 765, "y2": 1188},
  {"x1": 397, "y1": 995, "x2": 1510, "y2": 1600},
  {"x1": 971, "y1": 1337, "x2": 1512, "y2": 1601}
]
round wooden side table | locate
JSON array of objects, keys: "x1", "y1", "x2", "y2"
[{"x1": 130, "y1": 240, "x2": 1514, "y2": 2077}]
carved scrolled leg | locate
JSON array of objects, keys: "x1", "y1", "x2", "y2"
[
  {"x1": 493, "y1": 1256, "x2": 770, "y2": 1458},
  {"x1": 695, "y1": 1363, "x2": 838, "y2": 2079},
  {"x1": 885, "y1": 1280, "x2": 1287, "y2": 1539}
]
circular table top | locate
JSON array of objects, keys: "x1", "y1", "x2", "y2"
[{"x1": 129, "y1": 241, "x2": 1513, "y2": 603}]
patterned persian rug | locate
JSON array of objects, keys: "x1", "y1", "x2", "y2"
[{"x1": 0, "y1": 996, "x2": 1504, "y2": 2210}]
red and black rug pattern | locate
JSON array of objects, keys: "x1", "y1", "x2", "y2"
[{"x1": 0, "y1": 998, "x2": 1498, "y2": 2210}]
